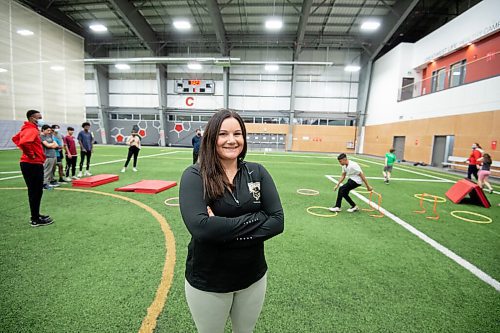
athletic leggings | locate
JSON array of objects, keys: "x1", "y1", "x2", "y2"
[
  {"x1": 20, "y1": 162, "x2": 44, "y2": 220},
  {"x1": 65, "y1": 156, "x2": 77, "y2": 177},
  {"x1": 185, "y1": 273, "x2": 267, "y2": 333},
  {"x1": 124, "y1": 146, "x2": 140, "y2": 168},
  {"x1": 467, "y1": 164, "x2": 479, "y2": 180},
  {"x1": 79, "y1": 150, "x2": 92, "y2": 171},
  {"x1": 335, "y1": 178, "x2": 361, "y2": 208}
]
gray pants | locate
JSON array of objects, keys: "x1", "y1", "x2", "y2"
[
  {"x1": 185, "y1": 273, "x2": 267, "y2": 333},
  {"x1": 43, "y1": 157, "x2": 56, "y2": 184}
]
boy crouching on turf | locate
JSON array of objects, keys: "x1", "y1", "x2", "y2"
[{"x1": 329, "y1": 153, "x2": 373, "y2": 213}]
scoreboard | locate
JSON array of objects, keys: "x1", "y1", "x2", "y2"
[{"x1": 174, "y1": 79, "x2": 215, "y2": 94}]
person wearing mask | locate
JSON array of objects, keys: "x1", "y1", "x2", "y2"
[
  {"x1": 191, "y1": 128, "x2": 202, "y2": 164},
  {"x1": 383, "y1": 148, "x2": 397, "y2": 184},
  {"x1": 329, "y1": 153, "x2": 373, "y2": 213},
  {"x1": 12, "y1": 110, "x2": 53, "y2": 227},
  {"x1": 77, "y1": 122, "x2": 93, "y2": 177},
  {"x1": 41, "y1": 125, "x2": 60, "y2": 189},
  {"x1": 477, "y1": 153, "x2": 494, "y2": 194},
  {"x1": 466, "y1": 143, "x2": 482, "y2": 181},
  {"x1": 51, "y1": 124, "x2": 66, "y2": 183},
  {"x1": 179, "y1": 109, "x2": 284, "y2": 333},
  {"x1": 121, "y1": 129, "x2": 141, "y2": 172},
  {"x1": 64, "y1": 127, "x2": 78, "y2": 180}
]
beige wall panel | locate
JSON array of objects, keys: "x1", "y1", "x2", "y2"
[
  {"x1": 363, "y1": 110, "x2": 500, "y2": 162},
  {"x1": 244, "y1": 123, "x2": 289, "y2": 134},
  {"x1": 292, "y1": 125, "x2": 356, "y2": 153}
]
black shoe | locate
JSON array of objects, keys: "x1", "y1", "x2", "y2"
[
  {"x1": 31, "y1": 218, "x2": 54, "y2": 227},
  {"x1": 39, "y1": 215, "x2": 53, "y2": 222}
]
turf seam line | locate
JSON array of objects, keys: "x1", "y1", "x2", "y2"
[{"x1": 326, "y1": 175, "x2": 500, "y2": 293}]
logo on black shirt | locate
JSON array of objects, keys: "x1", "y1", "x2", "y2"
[{"x1": 248, "y1": 182, "x2": 261, "y2": 202}]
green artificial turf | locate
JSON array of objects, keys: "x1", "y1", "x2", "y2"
[{"x1": 1, "y1": 147, "x2": 499, "y2": 333}]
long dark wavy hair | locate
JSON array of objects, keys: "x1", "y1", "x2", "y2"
[{"x1": 199, "y1": 109, "x2": 247, "y2": 201}]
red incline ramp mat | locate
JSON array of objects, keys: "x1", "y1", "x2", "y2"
[
  {"x1": 72, "y1": 174, "x2": 119, "y2": 187},
  {"x1": 115, "y1": 180, "x2": 177, "y2": 194},
  {"x1": 445, "y1": 179, "x2": 491, "y2": 208}
]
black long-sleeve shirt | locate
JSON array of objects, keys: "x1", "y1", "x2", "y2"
[{"x1": 179, "y1": 161, "x2": 284, "y2": 292}]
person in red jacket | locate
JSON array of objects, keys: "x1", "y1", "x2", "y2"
[
  {"x1": 466, "y1": 142, "x2": 483, "y2": 181},
  {"x1": 12, "y1": 110, "x2": 54, "y2": 227}
]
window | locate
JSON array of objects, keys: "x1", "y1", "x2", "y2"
[
  {"x1": 177, "y1": 115, "x2": 191, "y2": 121},
  {"x1": 200, "y1": 116, "x2": 212, "y2": 122},
  {"x1": 431, "y1": 68, "x2": 446, "y2": 92},
  {"x1": 141, "y1": 114, "x2": 156, "y2": 120},
  {"x1": 110, "y1": 114, "x2": 117, "y2": 120},
  {"x1": 168, "y1": 115, "x2": 175, "y2": 121},
  {"x1": 242, "y1": 117, "x2": 254, "y2": 124},
  {"x1": 132, "y1": 114, "x2": 140, "y2": 120},
  {"x1": 118, "y1": 114, "x2": 133, "y2": 120},
  {"x1": 449, "y1": 60, "x2": 466, "y2": 88},
  {"x1": 86, "y1": 113, "x2": 99, "y2": 119}
]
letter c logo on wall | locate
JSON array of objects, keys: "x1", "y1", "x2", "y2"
[{"x1": 186, "y1": 97, "x2": 194, "y2": 107}]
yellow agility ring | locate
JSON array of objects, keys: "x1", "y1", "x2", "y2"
[
  {"x1": 164, "y1": 197, "x2": 179, "y2": 207},
  {"x1": 297, "y1": 189, "x2": 320, "y2": 196},
  {"x1": 414, "y1": 193, "x2": 446, "y2": 203},
  {"x1": 306, "y1": 206, "x2": 338, "y2": 217},
  {"x1": 450, "y1": 211, "x2": 492, "y2": 224}
]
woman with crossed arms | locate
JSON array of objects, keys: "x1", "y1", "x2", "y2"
[{"x1": 179, "y1": 109, "x2": 284, "y2": 333}]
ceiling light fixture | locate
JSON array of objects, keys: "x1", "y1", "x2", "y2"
[
  {"x1": 344, "y1": 65, "x2": 361, "y2": 72},
  {"x1": 89, "y1": 24, "x2": 108, "y2": 32},
  {"x1": 360, "y1": 21, "x2": 380, "y2": 31},
  {"x1": 265, "y1": 18, "x2": 283, "y2": 31},
  {"x1": 173, "y1": 20, "x2": 191, "y2": 31},
  {"x1": 115, "y1": 63, "x2": 130, "y2": 70},
  {"x1": 0, "y1": 68, "x2": 8, "y2": 73},
  {"x1": 17, "y1": 29, "x2": 34, "y2": 36},
  {"x1": 265, "y1": 64, "x2": 279, "y2": 71},
  {"x1": 187, "y1": 63, "x2": 202, "y2": 70},
  {"x1": 50, "y1": 65, "x2": 65, "y2": 71}
]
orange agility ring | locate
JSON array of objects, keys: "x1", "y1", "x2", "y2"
[
  {"x1": 306, "y1": 206, "x2": 338, "y2": 218},
  {"x1": 297, "y1": 189, "x2": 320, "y2": 196}
]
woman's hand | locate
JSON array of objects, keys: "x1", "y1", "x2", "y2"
[{"x1": 207, "y1": 206, "x2": 214, "y2": 217}]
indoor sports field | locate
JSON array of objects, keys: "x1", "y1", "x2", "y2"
[{"x1": 1, "y1": 146, "x2": 499, "y2": 333}]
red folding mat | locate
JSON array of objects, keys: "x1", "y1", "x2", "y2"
[
  {"x1": 72, "y1": 174, "x2": 119, "y2": 187},
  {"x1": 115, "y1": 180, "x2": 177, "y2": 194},
  {"x1": 445, "y1": 179, "x2": 491, "y2": 208}
]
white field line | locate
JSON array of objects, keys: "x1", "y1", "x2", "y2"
[
  {"x1": 0, "y1": 151, "x2": 179, "y2": 182},
  {"x1": 364, "y1": 176, "x2": 450, "y2": 183},
  {"x1": 0, "y1": 171, "x2": 21, "y2": 174},
  {"x1": 326, "y1": 175, "x2": 500, "y2": 292},
  {"x1": 349, "y1": 156, "x2": 456, "y2": 183}
]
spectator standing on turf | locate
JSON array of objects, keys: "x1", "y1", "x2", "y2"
[
  {"x1": 330, "y1": 153, "x2": 373, "y2": 213},
  {"x1": 383, "y1": 148, "x2": 397, "y2": 184},
  {"x1": 192, "y1": 128, "x2": 202, "y2": 164},
  {"x1": 179, "y1": 109, "x2": 284, "y2": 333},
  {"x1": 12, "y1": 110, "x2": 54, "y2": 227},
  {"x1": 477, "y1": 153, "x2": 494, "y2": 194},
  {"x1": 121, "y1": 129, "x2": 141, "y2": 172},
  {"x1": 64, "y1": 126, "x2": 78, "y2": 179},
  {"x1": 51, "y1": 124, "x2": 66, "y2": 183},
  {"x1": 77, "y1": 122, "x2": 93, "y2": 177},
  {"x1": 41, "y1": 125, "x2": 60, "y2": 189},
  {"x1": 466, "y1": 143, "x2": 482, "y2": 181}
]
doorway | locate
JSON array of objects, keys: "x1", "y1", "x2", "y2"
[
  {"x1": 392, "y1": 136, "x2": 405, "y2": 161},
  {"x1": 431, "y1": 135, "x2": 455, "y2": 167}
]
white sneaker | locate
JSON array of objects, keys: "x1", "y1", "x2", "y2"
[
  {"x1": 347, "y1": 206, "x2": 359, "y2": 213},
  {"x1": 64, "y1": 177, "x2": 72, "y2": 182},
  {"x1": 84, "y1": 170, "x2": 92, "y2": 176},
  {"x1": 121, "y1": 167, "x2": 126, "y2": 173},
  {"x1": 329, "y1": 207, "x2": 341, "y2": 212},
  {"x1": 133, "y1": 168, "x2": 138, "y2": 172},
  {"x1": 77, "y1": 171, "x2": 83, "y2": 178},
  {"x1": 72, "y1": 175, "x2": 80, "y2": 180}
]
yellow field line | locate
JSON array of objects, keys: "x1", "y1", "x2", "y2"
[{"x1": 0, "y1": 187, "x2": 176, "y2": 333}]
